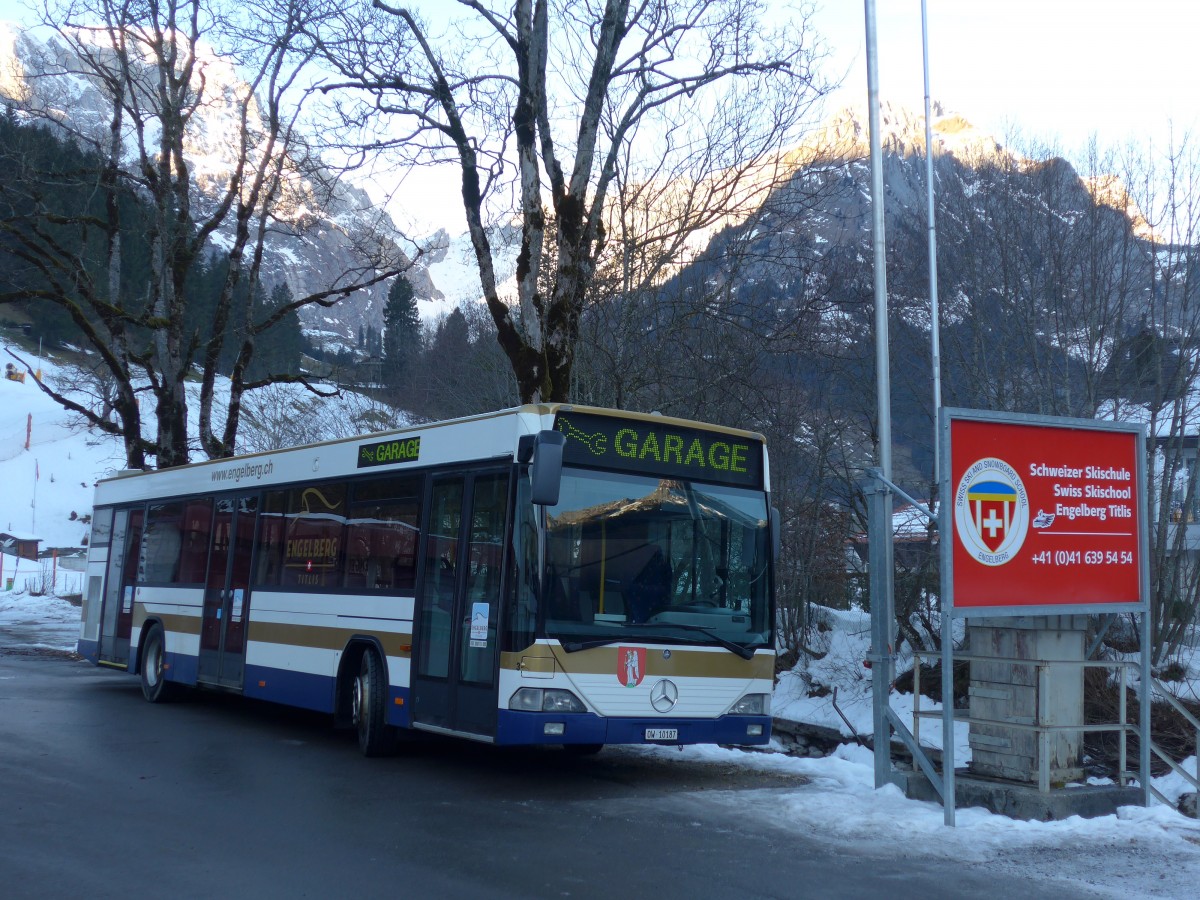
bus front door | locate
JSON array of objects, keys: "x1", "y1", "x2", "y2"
[
  {"x1": 197, "y1": 494, "x2": 258, "y2": 688},
  {"x1": 412, "y1": 471, "x2": 509, "y2": 738},
  {"x1": 98, "y1": 506, "x2": 143, "y2": 667}
]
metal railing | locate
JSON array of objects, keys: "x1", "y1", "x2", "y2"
[
  {"x1": 910, "y1": 651, "x2": 1199, "y2": 800},
  {"x1": 1145, "y1": 679, "x2": 1200, "y2": 806}
]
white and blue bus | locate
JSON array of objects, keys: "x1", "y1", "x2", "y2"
[{"x1": 78, "y1": 405, "x2": 776, "y2": 755}]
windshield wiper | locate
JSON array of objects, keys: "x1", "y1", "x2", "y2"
[
  {"x1": 559, "y1": 622, "x2": 755, "y2": 660},
  {"x1": 560, "y1": 636, "x2": 626, "y2": 653}
]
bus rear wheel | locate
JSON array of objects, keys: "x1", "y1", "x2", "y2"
[
  {"x1": 140, "y1": 625, "x2": 179, "y2": 703},
  {"x1": 353, "y1": 649, "x2": 396, "y2": 757}
]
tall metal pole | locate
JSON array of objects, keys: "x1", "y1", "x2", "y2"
[
  {"x1": 864, "y1": 0, "x2": 897, "y2": 792},
  {"x1": 921, "y1": 0, "x2": 942, "y2": 487},
  {"x1": 921, "y1": 0, "x2": 952, "y2": 827},
  {"x1": 865, "y1": 0, "x2": 891, "y2": 481}
]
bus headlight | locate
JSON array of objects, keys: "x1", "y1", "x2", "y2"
[
  {"x1": 729, "y1": 693, "x2": 770, "y2": 716},
  {"x1": 509, "y1": 687, "x2": 587, "y2": 713}
]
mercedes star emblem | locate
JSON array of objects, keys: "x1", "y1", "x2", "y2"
[{"x1": 650, "y1": 679, "x2": 679, "y2": 713}]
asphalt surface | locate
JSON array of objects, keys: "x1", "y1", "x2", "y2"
[{"x1": 0, "y1": 650, "x2": 1109, "y2": 899}]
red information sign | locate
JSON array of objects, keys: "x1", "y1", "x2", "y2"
[{"x1": 947, "y1": 414, "x2": 1144, "y2": 610}]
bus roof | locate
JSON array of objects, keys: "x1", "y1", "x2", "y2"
[{"x1": 93, "y1": 404, "x2": 768, "y2": 505}]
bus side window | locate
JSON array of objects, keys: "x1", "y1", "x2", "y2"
[
  {"x1": 254, "y1": 490, "x2": 288, "y2": 587},
  {"x1": 141, "y1": 501, "x2": 185, "y2": 583},
  {"x1": 280, "y1": 482, "x2": 346, "y2": 590},
  {"x1": 178, "y1": 498, "x2": 213, "y2": 582},
  {"x1": 90, "y1": 507, "x2": 114, "y2": 548},
  {"x1": 344, "y1": 476, "x2": 423, "y2": 593}
]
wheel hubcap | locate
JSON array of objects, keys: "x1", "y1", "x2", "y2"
[
  {"x1": 353, "y1": 673, "x2": 366, "y2": 726},
  {"x1": 147, "y1": 642, "x2": 161, "y2": 687}
]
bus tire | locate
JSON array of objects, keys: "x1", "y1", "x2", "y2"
[
  {"x1": 353, "y1": 649, "x2": 396, "y2": 757},
  {"x1": 140, "y1": 625, "x2": 179, "y2": 703}
]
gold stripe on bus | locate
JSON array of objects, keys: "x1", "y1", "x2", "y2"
[
  {"x1": 133, "y1": 607, "x2": 202, "y2": 636},
  {"x1": 501, "y1": 645, "x2": 773, "y2": 680},
  {"x1": 248, "y1": 621, "x2": 412, "y2": 657}
]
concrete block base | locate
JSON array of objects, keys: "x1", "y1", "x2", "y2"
[{"x1": 903, "y1": 770, "x2": 1143, "y2": 821}]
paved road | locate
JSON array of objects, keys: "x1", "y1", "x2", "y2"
[{"x1": 0, "y1": 652, "x2": 1099, "y2": 899}]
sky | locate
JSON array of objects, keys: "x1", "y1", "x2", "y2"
[
  {"x1": 2, "y1": 0, "x2": 1198, "y2": 231},
  {"x1": 811, "y1": 0, "x2": 1200, "y2": 157}
]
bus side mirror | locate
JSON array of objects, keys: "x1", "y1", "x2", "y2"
[
  {"x1": 529, "y1": 430, "x2": 565, "y2": 506},
  {"x1": 770, "y1": 507, "x2": 781, "y2": 561}
]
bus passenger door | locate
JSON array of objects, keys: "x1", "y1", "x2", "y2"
[
  {"x1": 98, "y1": 506, "x2": 142, "y2": 667},
  {"x1": 197, "y1": 494, "x2": 258, "y2": 688},
  {"x1": 412, "y1": 471, "x2": 509, "y2": 738}
]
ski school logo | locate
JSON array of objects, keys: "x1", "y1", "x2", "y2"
[
  {"x1": 618, "y1": 646, "x2": 646, "y2": 687},
  {"x1": 954, "y1": 458, "x2": 1029, "y2": 566}
]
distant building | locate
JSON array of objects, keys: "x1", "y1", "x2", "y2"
[{"x1": 0, "y1": 531, "x2": 41, "y2": 561}]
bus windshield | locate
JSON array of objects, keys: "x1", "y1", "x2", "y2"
[{"x1": 542, "y1": 468, "x2": 772, "y2": 652}]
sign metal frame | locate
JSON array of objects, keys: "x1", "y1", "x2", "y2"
[{"x1": 939, "y1": 407, "x2": 1149, "y2": 619}]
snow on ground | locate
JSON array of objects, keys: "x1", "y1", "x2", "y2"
[
  {"x1": 625, "y1": 742, "x2": 1200, "y2": 900},
  {"x1": 774, "y1": 607, "x2": 974, "y2": 759},
  {"x1": 0, "y1": 587, "x2": 81, "y2": 652},
  {"x1": 2, "y1": 341, "x2": 1200, "y2": 897}
]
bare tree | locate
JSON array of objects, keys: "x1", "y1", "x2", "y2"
[
  {"x1": 311, "y1": 0, "x2": 829, "y2": 402},
  {"x1": 1106, "y1": 133, "x2": 1200, "y2": 666},
  {"x1": 1, "y1": 0, "x2": 409, "y2": 468}
]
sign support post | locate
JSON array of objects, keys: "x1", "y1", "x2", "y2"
[
  {"x1": 865, "y1": 474, "x2": 896, "y2": 789},
  {"x1": 1140, "y1": 586, "x2": 1153, "y2": 807},
  {"x1": 940, "y1": 607, "x2": 956, "y2": 826}
]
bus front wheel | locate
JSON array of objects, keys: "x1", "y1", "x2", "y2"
[
  {"x1": 140, "y1": 625, "x2": 179, "y2": 703},
  {"x1": 353, "y1": 649, "x2": 396, "y2": 757}
]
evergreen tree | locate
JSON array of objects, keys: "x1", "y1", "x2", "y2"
[
  {"x1": 383, "y1": 275, "x2": 421, "y2": 388},
  {"x1": 246, "y1": 282, "x2": 303, "y2": 382}
]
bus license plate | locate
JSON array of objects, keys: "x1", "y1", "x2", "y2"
[{"x1": 645, "y1": 728, "x2": 678, "y2": 741}]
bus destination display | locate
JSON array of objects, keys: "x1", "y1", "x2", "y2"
[
  {"x1": 555, "y1": 411, "x2": 763, "y2": 488},
  {"x1": 949, "y1": 415, "x2": 1143, "y2": 610},
  {"x1": 357, "y1": 435, "x2": 421, "y2": 468}
]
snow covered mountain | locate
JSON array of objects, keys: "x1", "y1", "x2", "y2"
[{"x1": 0, "y1": 20, "x2": 449, "y2": 351}]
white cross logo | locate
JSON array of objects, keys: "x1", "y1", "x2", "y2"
[{"x1": 982, "y1": 509, "x2": 1003, "y2": 539}]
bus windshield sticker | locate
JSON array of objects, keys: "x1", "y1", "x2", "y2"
[
  {"x1": 357, "y1": 436, "x2": 421, "y2": 468},
  {"x1": 555, "y1": 412, "x2": 763, "y2": 488},
  {"x1": 470, "y1": 602, "x2": 489, "y2": 647}
]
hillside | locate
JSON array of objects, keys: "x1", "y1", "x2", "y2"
[{"x1": 0, "y1": 337, "x2": 408, "y2": 556}]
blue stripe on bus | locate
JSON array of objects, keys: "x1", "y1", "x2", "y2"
[
  {"x1": 244, "y1": 664, "x2": 337, "y2": 713},
  {"x1": 494, "y1": 710, "x2": 771, "y2": 746},
  {"x1": 77, "y1": 639, "x2": 99, "y2": 663},
  {"x1": 238, "y1": 664, "x2": 412, "y2": 725},
  {"x1": 110, "y1": 651, "x2": 765, "y2": 747},
  {"x1": 388, "y1": 686, "x2": 412, "y2": 728},
  {"x1": 166, "y1": 650, "x2": 197, "y2": 685}
]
